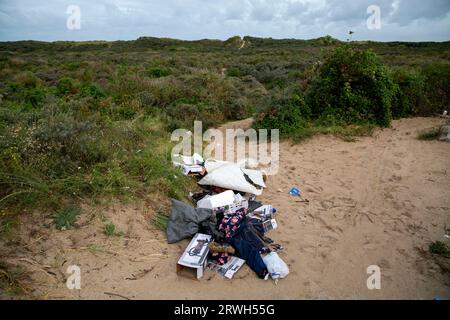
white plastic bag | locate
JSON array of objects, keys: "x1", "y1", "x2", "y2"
[
  {"x1": 262, "y1": 252, "x2": 289, "y2": 280},
  {"x1": 198, "y1": 163, "x2": 265, "y2": 195}
]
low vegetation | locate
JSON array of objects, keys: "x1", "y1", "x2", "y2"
[
  {"x1": 417, "y1": 127, "x2": 441, "y2": 140},
  {"x1": 53, "y1": 205, "x2": 80, "y2": 230},
  {"x1": 429, "y1": 241, "x2": 450, "y2": 259},
  {"x1": 104, "y1": 222, "x2": 124, "y2": 237},
  {"x1": 0, "y1": 36, "x2": 449, "y2": 237}
]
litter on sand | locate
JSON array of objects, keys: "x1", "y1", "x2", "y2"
[
  {"x1": 176, "y1": 233, "x2": 212, "y2": 280},
  {"x1": 168, "y1": 154, "x2": 289, "y2": 281},
  {"x1": 208, "y1": 256, "x2": 245, "y2": 279},
  {"x1": 288, "y1": 187, "x2": 301, "y2": 197},
  {"x1": 172, "y1": 153, "x2": 207, "y2": 176}
]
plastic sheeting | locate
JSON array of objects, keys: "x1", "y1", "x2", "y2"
[{"x1": 198, "y1": 161, "x2": 266, "y2": 195}]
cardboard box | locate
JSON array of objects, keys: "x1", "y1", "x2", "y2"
[{"x1": 177, "y1": 233, "x2": 212, "y2": 280}]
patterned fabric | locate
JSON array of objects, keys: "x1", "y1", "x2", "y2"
[
  {"x1": 218, "y1": 208, "x2": 247, "y2": 238},
  {"x1": 209, "y1": 252, "x2": 231, "y2": 266}
]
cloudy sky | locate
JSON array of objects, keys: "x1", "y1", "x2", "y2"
[{"x1": 0, "y1": 0, "x2": 449, "y2": 42}]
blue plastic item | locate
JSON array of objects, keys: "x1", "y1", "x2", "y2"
[{"x1": 288, "y1": 187, "x2": 301, "y2": 197}]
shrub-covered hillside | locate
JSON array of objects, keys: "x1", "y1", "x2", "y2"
[{"x1": 0, "y1": 36, "x2": 449, "y2": 232}]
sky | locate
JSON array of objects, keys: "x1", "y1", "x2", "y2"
[{"x1": 0, "y1": 0, "x2": 449, "y2": 42}]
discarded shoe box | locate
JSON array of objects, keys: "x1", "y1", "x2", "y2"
[
  {"x1": 197, "y1": 190, "x2": 248, "y2": 214},
  {"x1": 176, "y1": 233, "x2": 212, "y2": 280}
]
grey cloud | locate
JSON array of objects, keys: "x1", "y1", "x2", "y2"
[
  {"x1": 391, "y1": 0, "x2": 450, "y2": 25},
  {"x1": 0, "y1": 0, "x2": 449, "y2": 42},
  {"x1": 250, "y1": 0, "x2": 277, "y2": 22}
]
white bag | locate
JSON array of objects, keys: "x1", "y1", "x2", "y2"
[
  {"x1": 262, "y1": 252, "x2": 289, "y2": 280},
  {"x1": 199, "y1": 162, "x2": 265, "y2": 195}
]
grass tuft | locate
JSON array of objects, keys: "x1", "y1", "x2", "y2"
[
  {"x1": 429, "y1": 241, "x2": 450, "y2": 258},
  {"x1": 103, "y1": 222, "x2": 124, "y2": 237},
  {"x1": 417, "y1": 127, "x2": 440, "y2": 141}
]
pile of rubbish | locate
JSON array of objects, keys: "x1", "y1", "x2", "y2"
[{"x1": 167, "y1": 153, "x2": 289, "y2": 281}]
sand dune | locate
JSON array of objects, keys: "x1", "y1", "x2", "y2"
[{"x1": 2, "y1": 117, "x2": 449, "y2": 299}]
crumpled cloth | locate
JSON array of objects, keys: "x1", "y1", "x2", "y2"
[{"x1": 166, "y1": 199, "x2": 215, "y2": 243}]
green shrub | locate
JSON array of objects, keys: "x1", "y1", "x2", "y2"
[
  {"x1": 307, "y1": 45, "x2": 396, "y2": 127},
  {"x1": 22, "y1": 86, "x2": 46, "y2": 109},
  {"x1": 422, "y1": 63, "x2": 450, "y2": 114},
  {"x1": 392, "y1": 68, "x2": 428, "y2": 117},
  {"x1": 225, "y1": 100, "x2": 246, "y2": 120},
  {"x1": 429, "y1": 241, "x2": 450, "y2": 258},
  {"x1": 53, "y1": 205, "x2": 80, "y2": 230},
  {"x1": 9, "y1": 82, "x2": 46, "y2": 109},
  {"x1": 32, "y1": 110, "x2": 107, "y2": 170},
  {"x1": 165, "y1": 102, "x2": 224, "y2": 130},
  {"x1": 417, "y1": 127, "x2": 440, "y2": 140},
  {"x1": 56, "y1": 77, "x2": 77, "y2": 96},
  {"x1": 254, "y1": 93, "x2": 309, "y2": 135},
  {"x1": 79, "y1": 83, "x2": 105, "y2": 98},
  {"x1": 104, "y1": 222, "x2": 124, "y2": 236},
  {"x1": 145, "y1": 67, "x2": 171, "y2": 78},
  {"x1": 226, "y1": 68, "x2": 241, "y2": 77}
]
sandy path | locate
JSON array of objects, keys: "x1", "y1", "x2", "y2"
[{"x1": 2, "y1": 117, "x2": 449, "y2": 300}]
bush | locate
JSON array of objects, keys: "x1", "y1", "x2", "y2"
[
  {"x1": 165, "y1": 102, "x2": 224, "y2": 130},
  {"x1": 226, "y1": 68, "x2": 241, "y2": 77},
  {"x1": 254, "y1": 93, "x2": 309, "y2": 135},
  {"x1": 79, "y1": 83, "x2": 105, "y2": 98},
  {"x1": 422, "y1": 63, "x2": 450, "y2": 114},
  {"x1": 22, "y1": 86, "x2": 46, "y2": 109},
  {"x1": 9, "y1": 81, "x2": 46, "y2": 109},
  {"x1": 392, "y1": 68, "x2": 428, "y2": 117},
  {"x1": 307, "y1": 45, "x2": 396, "y2": 127},
  {"x1": 32, "y1": 110, "x2": 107, "y2": 171},
  {"x1": 429, "y1": 241, "x2": 450, "y2": 258},
  {"x1": 145, "y1": 67, "x2": 171, "y2": 78},
  {"x1": 56, "y1": 77, "x2": 77, "y2": 96}
]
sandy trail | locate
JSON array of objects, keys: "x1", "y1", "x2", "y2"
[{"x1": 1, "y1": 117, "x2": 449, "y2": 299}]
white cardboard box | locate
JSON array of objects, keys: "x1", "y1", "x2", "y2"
[{"x1": 177, "y1": 233, "x2": 212, "y2": 280}]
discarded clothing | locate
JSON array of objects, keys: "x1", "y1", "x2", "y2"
[
  {"x1": 226, "y1": 218, "x2": 270, "y2": 279},
  {"x1": 208, "y1": 252, "x2": 232, "y2": 266},
  {"x1": 218, "y1": 208, "x2": 247, "y2": 238},
  {"x1": 166, "y1": 199, "x2": 215, "y2": 244}
]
